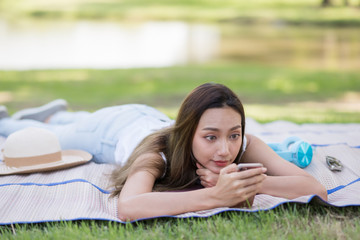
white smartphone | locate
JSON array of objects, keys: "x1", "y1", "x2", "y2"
[{"x1": 237, "y1": 163, "x2": 263, "y2": 171}]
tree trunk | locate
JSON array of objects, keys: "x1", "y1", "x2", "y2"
[{"x1": 321, "y1": 0, "x2": 332, "y2": 7}]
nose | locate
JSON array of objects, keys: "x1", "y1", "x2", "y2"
[{"x1": 217, "y1": 139, "x2": 230, "y2": 156}]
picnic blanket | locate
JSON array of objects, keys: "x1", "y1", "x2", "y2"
[{"x1": 0, "y1": 118, "x2": 359, "y2": 224}]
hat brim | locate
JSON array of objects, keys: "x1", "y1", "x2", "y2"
[{"x1": 0, "y1": 150, "x2": 92, "y2": 175}]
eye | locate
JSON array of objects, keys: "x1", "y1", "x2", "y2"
[
  {"x1": 230, "y1": 134, "x2": 240, "y2": 140},
  {"x1": 205, "y1": 135, "x2": 217, "y2": 141}
]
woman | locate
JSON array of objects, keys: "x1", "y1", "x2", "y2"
[
  {"x1": 110, "y1": 83, "x2": 327, "y2": 221},
  {"x1": 0, "y1": 83, "x2": 328, "y2": 221}
]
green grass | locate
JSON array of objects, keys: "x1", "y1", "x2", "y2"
[
  {"x1": 1, "y1": 205, "x2": 360, "y2": 239},
  {"x1": 1, "y1": 63, "x2": 359, "y2": 123}
]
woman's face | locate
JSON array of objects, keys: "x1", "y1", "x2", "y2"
[{"x1": 192, "y1": 106, "x2": 243, "y2": 174}]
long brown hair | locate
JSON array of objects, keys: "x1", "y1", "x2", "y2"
[{"x1": 109, "y1": 83, "x2": 246, "y2": 197}]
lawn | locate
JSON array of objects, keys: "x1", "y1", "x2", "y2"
[
  {"x1": 1, "y1": 63, "x2": 360, "y2": 123},
  {"x1": 1, "y1": 206, "x2": 360, "y2": 239}
]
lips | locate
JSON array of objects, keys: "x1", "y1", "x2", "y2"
[{"x1": 214, "y1": 160, "x2": 229, "y2": 167}]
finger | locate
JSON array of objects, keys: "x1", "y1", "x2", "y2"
[
  {"x1": 219, "y1": 163, "x2": 238, "y2": 175},
  {"x1": 200, "y1": 180, "x2": 211, "y2": 188},
  {"x1": 241, "y1": 174, "x2": 266, "y2": 188},
  {"x1": 196, "y1": 168, "x2": 208, "y2": 176},
  {"x1": 203, "y1": 180, "x2": 215, "y2": 188},
  {"x1": 199, "y1": 173, "x2": 216, "y2": 186},
  {"x1": 237, "y1": 179, "x2": 264, "y2": 197},
  {"x1": 196, "y1": 163, "x2": 204, "y2": 169},
  {"x1": 244, "y1": 180, "x2": 264, "y2": 195},
  {"x1": 233, "y1": 167, "x2": 267, "y2": 179},
  {"x1": 231, "y1": 185, "x2": 258, "y2": 204},
  {"x1": 202, "y1": 174, "x2": 216, "y2": 184},
  {"x1": 236, "y1": 177, "x2": 266, "y2": 198},
  {"x1": 229, "y1": 173, "x2": 265, "y2": 193}
]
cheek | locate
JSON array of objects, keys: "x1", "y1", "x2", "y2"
[
  {"x1": 232, "y1": 141, "x2": 242, "y2": 152},
  {"x1": 192, "y1": 138, "x2": 211, "y2": 160},
  {"x1": 231, "y1": 141, "x2": 243, "y2": 160}
]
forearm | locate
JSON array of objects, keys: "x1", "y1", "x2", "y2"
[
  {"x1": 259, "y1": 175, "x2": 328, "y2": 201},
  {"x1": 118, "y1": 188, "x2": 218, "y2": 221},
  {"x1": 118, "y1": 164, "x2": 265, "y2": 221}
]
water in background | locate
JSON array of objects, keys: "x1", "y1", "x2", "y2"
[
  {"x1": 0, "y1": 19, "x2": 359, "y2": 70},
  {"x1": 0, "y1": 20, "x2": 219, "y2": 70},
  {"x1": 218, "y1": 23, "x2": 360, "y2": 70}
]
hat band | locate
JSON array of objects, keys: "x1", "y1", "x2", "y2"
[{"x1": 4, "y1": 151, "x2": 62, "y2": 168}]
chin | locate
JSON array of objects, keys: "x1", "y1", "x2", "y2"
[{"x1": 208, "y1": 165, "x2": 222, "y2": 174}]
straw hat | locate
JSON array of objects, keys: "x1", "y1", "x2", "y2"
[{"x1": 0, "y1": 127, "x2": 92, "y2": 175}]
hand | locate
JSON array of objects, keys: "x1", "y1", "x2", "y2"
[
  {"x1": 210, "y1": 163, "x2": 267, "y2": 207},
  {"x1": 196, "y1": 163, "x2": 219, "y2": 188}
]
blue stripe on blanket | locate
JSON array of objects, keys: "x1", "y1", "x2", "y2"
[
  {"x1": 311, "y1": 143, "x2": 360, "y2": 148},
  {"x1": 0, "y1": 179, "x2": 111, "y2": 194},
  {"x1": 2, "y1": 176, "x2": 359, "y2": 197},
  {"x1": 327, "y1": 177, "x2": 360, "y2": 194}
]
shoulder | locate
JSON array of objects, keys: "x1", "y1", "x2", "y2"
[
  {"x1": 132, "y1": 152, "x2": 166, "y2": 179},
  {"x1": 135, "y1": 152, "x2": 164, "y2": 164},
  {"x1": 244, "y1": 134, "x2": 263, "y2": 146}
]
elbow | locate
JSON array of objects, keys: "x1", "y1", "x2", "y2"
[
  {"x1": 117, "y1": 199, "x2": 138, "y2": 222},
  {"x1": 310, "y1": 176, "x2": 328, "y2": 202},
  {"x1": 317, "y1": 184, "x2": 328, "y2": 202},
  {"x1": 303, "y1": 175, "x2": 328, "y2": 202}
]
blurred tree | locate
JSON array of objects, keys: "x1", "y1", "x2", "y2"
[
  {"x1": 321, "y1": 0, "x2": 331, "y2": 6},
  {"x1": 321, "y1": 0, "x2": 350, "y2": 6}
]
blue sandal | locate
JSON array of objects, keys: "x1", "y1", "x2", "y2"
[{"x1": 267, "y1": 136, "x2": 313, "y2": 168}]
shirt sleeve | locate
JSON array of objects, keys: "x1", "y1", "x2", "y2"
[{"x1": 238, "y1": 135, "x2": 247, "y2": 160}]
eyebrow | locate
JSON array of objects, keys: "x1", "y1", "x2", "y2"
[{"x1": 202, "y1": 125, "x2": 242, "y2": 132}]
